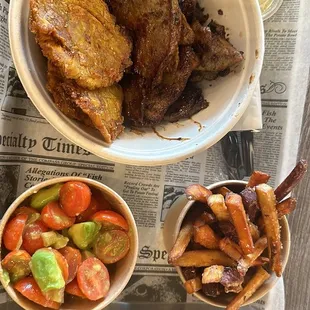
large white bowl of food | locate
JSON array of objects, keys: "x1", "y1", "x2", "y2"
[{"x1": 9, "y1": 0, "x2": 264, "y2": 165}]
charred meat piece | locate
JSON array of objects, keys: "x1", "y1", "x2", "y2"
[
  {"x1": 143, "y1": 46, "x2": 199, "y2": 125},
  {"x1": 30, "y1": 0, "x2": 132, "y2": 89},
  {"x1": 164, "y1": 83, "x2": 208, "y2": 122},
  {"x1": 202, "y1": 283, "x2": 224, "y2": 297},
  {"x1": 108, "y1": 0, "x2": 183, "y2": 85},
  {"x1": 47, "y1": 63, "x2": 124, "y2": 143}
]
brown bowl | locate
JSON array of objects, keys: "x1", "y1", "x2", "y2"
[
  {"x1": 163, "y1": 180, "x2": 290, "y2": 308},
  {"x1": 0, "y1": 177, "x2": 139, "y2": 310}
]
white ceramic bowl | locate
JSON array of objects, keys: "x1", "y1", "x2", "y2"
[
  {"x1": 9, "y1": 0, "x2": 264, "y2": 166},
  {"x1": 0, "y1": 177, "x2": 139, "y2": 310},
  {"x1": 163, "y1": 180, "x2": 290, "y2": 308}
]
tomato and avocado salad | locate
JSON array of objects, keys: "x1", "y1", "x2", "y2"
[{"x1": 1, "y1": 181, "x2": 131, "y2": 308}]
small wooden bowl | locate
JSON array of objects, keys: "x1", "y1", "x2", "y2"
[
  {"x1": 0, "y1": 177, "x2": 139, "y2": 310},
  {"x1": 163, "y1": 180, "x2": 290, "y2": 308}
]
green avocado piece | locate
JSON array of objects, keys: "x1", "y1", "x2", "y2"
[
  {"x1": 30, "y1": 183, "x2": 63, "y2": 210},
  {"x1": 1, "y1": 269, "x2": 10, "y2": 288},
  {"x1": 30, "y1": 249, "x2": 65, "y2": 302},
  {"x1": 68, "y1": 222, "x2": 100, "y2": 250},
  {"x1": 41, "y1": 231, "x2": 69, "y2": 249}
]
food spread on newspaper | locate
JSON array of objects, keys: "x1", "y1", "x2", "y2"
[{"x1": 0, "y1": 0, "x2": 309, "y2": 309}]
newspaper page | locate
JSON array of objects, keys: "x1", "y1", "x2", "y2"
[{"x1": 0, "y1": 0, "x2": 309, "y2": 309}]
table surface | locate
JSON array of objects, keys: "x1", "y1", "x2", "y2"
[{"x1": 284, "y1": 73, "x2": 310, "y2": 310}]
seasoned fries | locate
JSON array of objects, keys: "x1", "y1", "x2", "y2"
[
  {"x1": 225, "y1": 193, "x2": 254, "y2": 255},
  {"x1": 202, "y1": 265, "x2": 224, "y2": 284},
  {"x1": 173, "y1": 250, "x2": 235, "y2": 267},
  {"x1": 247, "y1": 171, "x2": 270, "y2": 187},
  {"x1": 219, "y1": 238, "x2": 243, "y2": 262},
  {"x1": 275, "y1": 159, "x2": 308, "y2": 201},
  {"x1": 194, "y1": 225, "x2": 220, "y2": 249},
  {"x1": 207, "y1": 194, "x2": 230, "y2": 221},
  {"x1": 185, "y1": 184, "x2": 212, "y2": 202},
  {"x1": 226, "y1": 267, "x2": 270, "y2": 310},
  {"x1": 256, "y1": 184, "x2": 282, "y2": 276},
  {"x1": 184, "y1": 277, "x2": 202, "y2": 294},
  {"x1": 168, "y1": 222, "x2": 193, "y2": 264},
  {"x1": 169, "y1": 162, "x2": 306, "y2": 308}
]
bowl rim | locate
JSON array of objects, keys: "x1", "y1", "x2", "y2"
[
  {"x1": 8, "y1": 0, "x2": 265, "y2": 166},
  {"x1": 0, "y1": 177, "x2": 139, "y2": 310},
  {"x1": 173, "y1": 180, "x2": 291, "y2": 308}
]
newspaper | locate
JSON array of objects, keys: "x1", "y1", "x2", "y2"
[{"x1": 0, "y1": 0, "x2": 309, "y2": 309}]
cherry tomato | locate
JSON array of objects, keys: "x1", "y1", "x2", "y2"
[
  {"x1": 52, "y1": 249, "x2": 69, "y2": 283},
  {"x1": 65, "y1": 278, "x2": 86, "y2": 298},
  {"x1": 41, "y1": 201, "x2": 75, "y2": 230},
  {"x1": 2, "y1": 250, "x2": 31, "y2": 282},
  {"x1": 59, "y1": 246, "x2": 82, "y2": 283},
  {"x1": 13, "y1": 206, "x2": 38, "y2": 217},
  {"x1": 76, "y1": 196, "x2": 100, "y2": 223},
  {"x1": 3, "y1": 214, "x2": 28, "y2": 251},
  {"x1": 60, "y1": 181, "x2": 91, "y2": 217},
  {"x1": 93, "y1": 230, "x2": 130, "y2": 264},
  {"x1": 91, "y1": 210, "x2": 129, "y2": 231},
  {"x1": 14, "y1": 277, "x2": 60, "y2": 309},
  {"x1": 22, "y1": 220, "x2": 49, "y2": 254},
  {"x1": 77, "y1": 258, "x2": 110, "y2": 301}
]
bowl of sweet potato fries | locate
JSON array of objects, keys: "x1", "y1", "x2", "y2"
[{"x1": 164, "y1": 160, "x2": 307, "y2": 309}]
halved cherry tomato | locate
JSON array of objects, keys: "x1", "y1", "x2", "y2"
[
  {"x1": 3, "y1": 214, "x2": 28, "y2": 251},
  {"x1": 76, "y1": 196, "x2": 100, "y2": 223},
  {"x1": 65, "y1": 278, "x2": 86, "y2": 298},
  {"x1": 93, "y1": 230, "x2": 130, "y2": 264},
  {"x1": 13, "y1": 206, "x2": 38, "y2": 217},
  {"x1": 2, "y1": 250, "x2": 31, "y2": 282},
  {"x1": 60, "y1": 181, "x2": 91, "y2": 217},
  {"x1": 52, "y1": 249, "x2": 69, "y2": 283},
  {"x1": 59, "y1": 246, "x2": 82, "y2": 283},
  {"x1": 14, "y1": 277, "x2": 60, "y2": 309},
  {"x1": 77, "y1": 257, "x2": 110, "y2": 301},
  {"x1": 41, "y1": 201, "x2": 75, "y2": 230},
  {"x1": 22, "y1": 220, "x2": 49, "y2": 254},
  {"x1": 91, "y1": 210, "x2": 129, "y2": 231}
]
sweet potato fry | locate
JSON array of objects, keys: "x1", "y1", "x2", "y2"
[
  {"x1": 202, "y1": 265, "x2": 225, "y2": 284},
  {"x1": 226, "y1": 267, "x2": 270, "y2": 310},
  {"x1": 237, "y1": 236, "x2": 268, "y2": 276},
  {"x1": 219, "y1": 238, "x2": 243, "y2": 262},
  {"x1": 252, "y1": 257, "x2": 269, "y2": 267},
  {"x1": 185, "y1": 184, "x2": 212, "y2": 203},
  {"x1": 247, "y1": 171, "x2": 270, "y2": 188},
  {"x1": 218, "y1": 221, "x2": 239, "y2": 243},
  {"x1": 274, "y1": 159, "x2": 307, "y2": 201},
  {"x1": 215, "y1": 186, "x2": 232, "y2": 197},
  {"x1": 184, "y1": 277, "x2": 202, "y2": 294},
  {"x1": 277, "y1": 197, "x2": 297, "y2": 218},
  {"x1": 248, "y1": 221, "x2": 260, "y2": 242},
  {"x1": 220, "y1": 268, "x2": 244, "y2": 294},
  {"x1": 207, "y1": 194, "x2": 231, "y2": 222},
  {"x1": 172, "y1": 250, "x2": 236, "y2": 267},
  {"x1": 225, "y1": 193, "x2": 254, "y2": 255},
  {"x1": 240, "y1": 187, "x2": 260, "y2": 222},
  {"x1": 193, "y1": 225, "x2": 221, "y2": 249},
  {"x1": 168, "y1": 222, "x2": 193, "y2": 264},
  {"x1": 256, "y1": 184, "x2": 282, "y2": 277}
]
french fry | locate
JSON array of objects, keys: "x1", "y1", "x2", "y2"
[
  {"x1": 202, "y1": 265, "x2": 225, "y2": 284},
  {"x1": 247, "y1": 171, "x2": 271, "y2": 188},
  {"x1": 219, "y1": 238, "x2": 243, "y2": 262},
  {"x1": 277, "y1": 197, "x2": 297, "y2": 218},
  {"x1": 215, "y1": 186, "x2": 232, "y2": 197},
  {"x1": 237, "y1": 236, "x2": 268, "y2": 276},
  {"x1": 226, "y1": 267, "x2": 270, "y2": 310},
  {"x1": 252, "y1": 256, "x2": 269, "y2": 267},
  {"x1": 248, "y1": 221, "x2": 260, "y2": 242},
  {"x1": 201, "y1": 211, "x2": 217, "y2": 224},
  {"x1": 256, "y1": 184, "x2": 282, "y2": 277},
  {"x1": 274, "y1": 159, "x2": 308, "y2": 201},
  {"x1": 193, "y1": 225, "x2": 221, "y2": 249},
  {"x1": 207, "y1": 194, "x2": 231, "y2": 222},
  {"x1": 168, "y1": 222, "x2": 193, "y2": 264},
  {"x1": 185, "y1": 184, "x2": 212, "y2": 203},
  {"x1": 225, "y1": 193, "x2": 254, "y2": 255},
  {"x1": 173, "y1": 250, "x2": 236, "y2": 267},
  {"x1": 240, "y1": 187, "x2": 260, "y2": 222},
  {"x1": 184, "y1": 277, "x2": 202, "y2": 294}
]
